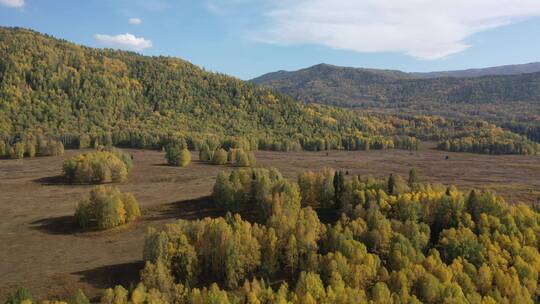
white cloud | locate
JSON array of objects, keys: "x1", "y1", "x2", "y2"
[
  {"x1": 208, "y1": 0, "x2": 540, "y2": 60},
  {"x1": 129, "y1": 18, "x2": 142, "y2": 25},
  {"x1": 0, "y1": 0, "x2": 24, "y2": 8},
  {"x1": 94, "y1": 33, "x2": 152, "y2": 51}
]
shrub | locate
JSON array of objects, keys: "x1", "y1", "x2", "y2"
[
  {"x1": 37, "y1": 139, "x2": 64, "y2": 156},
  {"x1": 0, "y1": 141, "x2": 6, "y2": 156},
  {"x1": 104, "y1": 146, "x2": 133, "y2": 171},
  {"x1": 212, "y1": 148, "x2": 228, "y2": 165},
  {"x1": 78, "y1": 134, "x2": 91, "y2": 149},
  {"x1": 49, "y1": 140, "x2": 64, "y2": 156},
  {"x1": 25, "y1": 141, "x2": 36, "y2": 158},
  {"x1": 199, "y1": 146, "x2": 212, "y2": 162},
  {"x1": 178, "y1": 149, "x2": 192, "y2": 167},
  {"x1": 236, "y1": 149, "x2": 250, "y2": 166},
  {"x1": 63, "y1": 151, "x2": 129, "y2": 184},
  {"x1": 10, "y1": 142, "x2": 25, "y2": 159},
  {"x1": 226, "y1": 148, "x2": 256, "y2": 167},
  {"x1": 75, "y1": 186, "x2": 141, "y2": 230},
  {"x1": 166, "y1": 144, "x2": 191, "y2": 167}
]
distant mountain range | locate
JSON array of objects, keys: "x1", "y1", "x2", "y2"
[
  {"x1": 251, "y1": 62, "x2": 540, "y2": 115},
  {"x1": 252, "y1": 63, "x2": 540, "y2": 142},
  {"x1": 411, "y1": 62, "x2": 540, "y2": 79},
  {"x1": 253, "y1": 62, "x2": 540, "y2": 84}
]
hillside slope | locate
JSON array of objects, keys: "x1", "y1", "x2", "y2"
[
  {"x1": 252, "y1": 63, "x2": 540, "y2": 142},
  {"x1": 0, "y1": 28, "x2": 537, "y2": 154},
  {"x1": 0, "y1": 28, "x2": 405, "y2": 151},
  {"x1": 252, "y1": 63, "x2": 540, "y2": 107}
]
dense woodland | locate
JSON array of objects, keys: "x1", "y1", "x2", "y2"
[
  {"x1": 9, "y1": 167, "x2": 540, "y2": 303},
  {"x1": 252, "y1": 64, "x2": 540, "y2": 144},
  {"x1": 0, "y1": 27, "x2": 538, "y2": 155}
]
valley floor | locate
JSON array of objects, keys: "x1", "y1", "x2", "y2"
[{"x1": 0, "y1": 144, "x2": 539, "y2": 300}]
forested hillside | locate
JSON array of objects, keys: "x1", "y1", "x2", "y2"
[
  {"x1": 252, "y1": 63, "x2": 540, "y2": 107},
  {"x1": 0, "y1": 27, "x2": 538, "y2": 155},
  {"x1": 0, "y1": 28, "x2": 412, "y2": 151},
  {"x1": 252, "y1": 64, "x2": 540, "y2": 143}
]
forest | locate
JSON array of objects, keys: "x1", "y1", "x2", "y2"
[
  {"x1": 0, "y1": 27, "x2": 538, "y2": 155},
  {"x1": 7, "y1": 166, "x2": 540, "y2": 303},
  {"x1": 252, "y1": 64, "x2": 540, "y2": 144},
  {"x1": 1, "y1": 26, "x2": 540, "y2": 304}
]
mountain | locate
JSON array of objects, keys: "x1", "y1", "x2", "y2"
[
  {"x1": 0, "y1": 27, "x2": 537, "y2": 155},
  {"x1": 252, "y1": 62, "x2": 540, "y2": 107},
  {"x1": 412, "y1": 62, "x2": 540, "y2": 79},
  {"x1": 0, "y1": 27, "x2": 418, "y2": 152},
  {"x1": 252, "y1": 63, "x2": 540, "y2": 142},
  {"x1": 253, "y1": 62, "x2": 540, "y2": 85}
]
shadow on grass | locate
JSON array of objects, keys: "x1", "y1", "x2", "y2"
[
  {"x1": 30, "y1": 215, "x2": 81, "y2": 235},
  {"x1": 149, "y1": 196, "x2": 338, "y2": 224},
  {"x1": 149, "y1": 196, "x2": 228, "y2": 221},
  {"x1": 73, "y1": 261, "x2": 144, "y2": 291},
  {"x1": 33, "y1": 174, "x2": 69, "y2": 185}
]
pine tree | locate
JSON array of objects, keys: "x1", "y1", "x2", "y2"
[
  {"x1": 388, "y1": 174, "x2": 396, "y2": 195},
  {"x1": 165, "y1": 144, "x2": 181, "y2": 166},
  {"x1": 408, "y1": 168, "x2": 418, "y2": 188},
  {"x1": 333, "y1": 171, "x2": 345, "y2": 209}
]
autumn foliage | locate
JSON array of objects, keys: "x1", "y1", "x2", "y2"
[{"x1": 75, "y1": 186, "x2": 140, "y2": 230}]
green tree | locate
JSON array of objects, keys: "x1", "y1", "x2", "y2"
[
  {"x1": 165, "y1": 144, "x2": 183, "y2": 166},
  {"x1": 25, "y1": 142, "x2": 36, "y2": 158},
  {"x1": 388, "y1": 174, "x2": 396, "y2": 195},
  {"x1": 75, "y1": 186, "x2": 140, "y2": 230},
  {"x1": 178, "y1": 148, "x2": 192, "y2": 167},
  {"x1": 5, "y1": 287, "x2": 32, "y2": 304},
  {"x1": 165, "y1": 143, "x2": 191, "y2": 167},
  {"x1": 295, "y1": 272, "x2": 325, "y2": 302},
  {"x1": 170, "y1": 234, "x2": 199, "y2": 286},
  {"x1": 11, "y1": 142, "x2": 25, "y2": 159},
  {"x1": 0, "y1": 141, "x2": 6, "y2": 156},
  {"x1": 71, "y1": 289, "x2": 90, "y2": 304},
  {"x1": 236, "y1": 149, "x2": 251, "y2": 167},
  {"x1": 333, "y1": 171, "x2": 345, "y2": 209},
  {"x1": 63, "y1": 151, "x2": 130, "y2": 184},
  {"x1": 408, "y1": 168, "x2": 419, "y2": 188},
  {"x1": 212, "y1": 148, "x2": 228, "y2": 165}
]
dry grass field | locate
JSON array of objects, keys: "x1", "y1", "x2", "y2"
[{"x1": 1, "y1": 144, "x2": 539, "y2": 300}]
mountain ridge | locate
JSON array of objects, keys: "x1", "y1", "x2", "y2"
[{"x1": 253, "y1": 62, "x2": 540, "y2": 83}]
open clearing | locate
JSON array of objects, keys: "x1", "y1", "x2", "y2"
[{"x1": 1, "y1": 144, "x2": 539, "y2": 300}]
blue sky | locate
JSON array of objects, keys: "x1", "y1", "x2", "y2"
[{"x1": 1, "y1": 0, "x2": 540, "y2": 80}]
